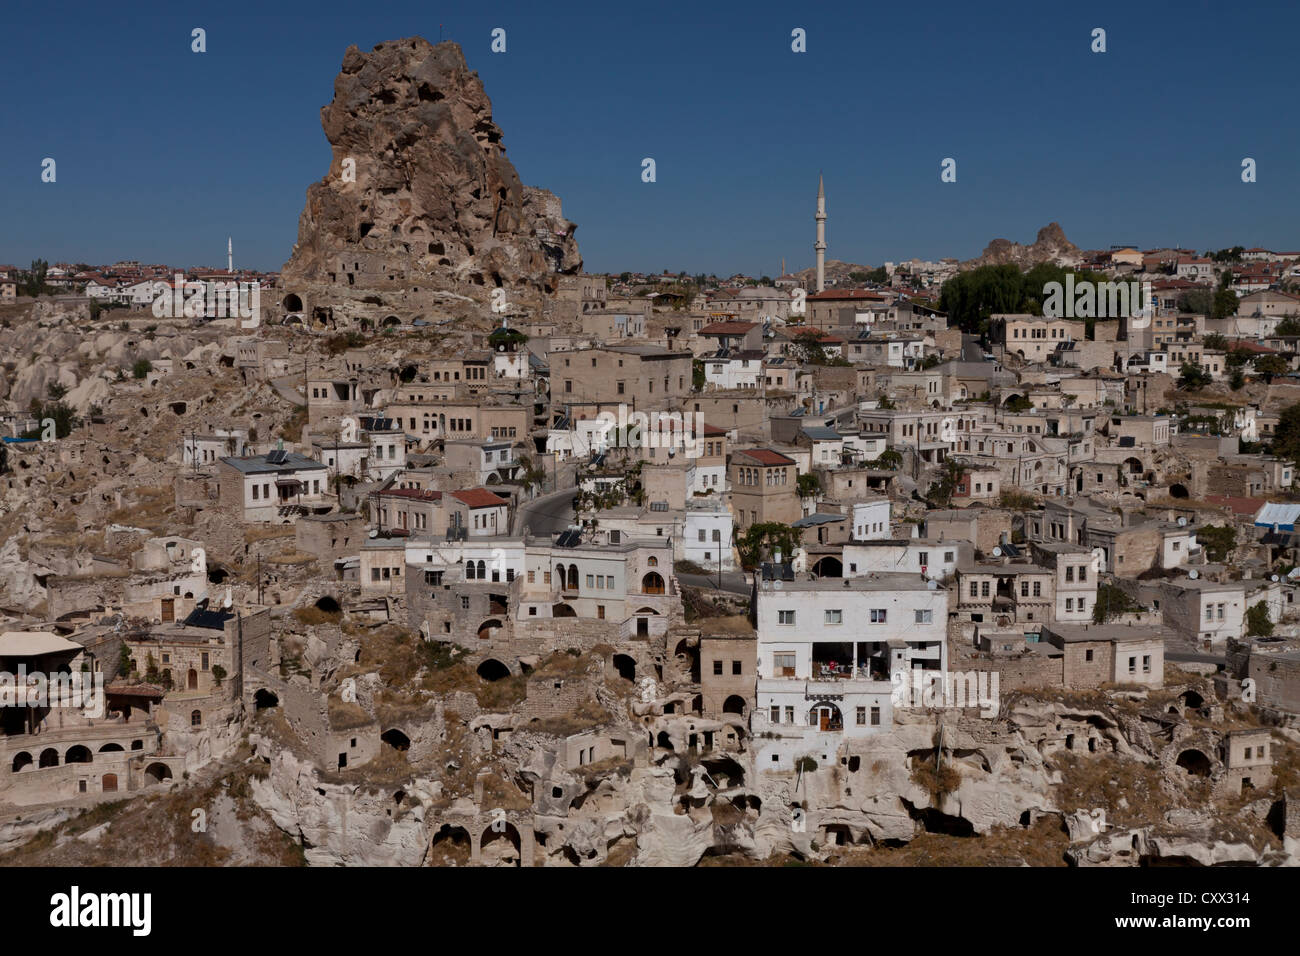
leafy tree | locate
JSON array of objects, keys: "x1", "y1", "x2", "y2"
[
  {"x1": 869, "y1": 449, "x2": 903, "y2": 470},
  {"x1": 118, "y1": 643, "x2": 133, "y2": 677},
  {"x1": 1003, "y1": 394, "x2": 1033, "y2": 412},
  {"x1": 926, "y1": 458, "x2": 965, "y2": 507},
  {"x1": 1246, "y1": 600, "x2": 1273, "y2": 638},
  {"x1": 1253, "y1": 353, "x2": 1288, "y2": 383},
  {"x1": 1093, "y1": 583, "x2": 1143, "y2": 623},
  {"x1": 796, "y1": 472, "x2": 821, "y2": 498},
  {"x1": 132, "y1": 358, "x2": 152, "y2": 379},
  {"x1": 1272, "y1": 402, "x2": 1300, "y2": 464},
  {"x1": 22, "y1": 399, "x2": 79, "y2": 439},
  {"x1": 1177, "y1": 362, "x2": 1211, "y2": 390},
  {"x1": 1229, "y1": 368, "x2": 1246, "y2": 390},
  {"x1": 1195, "y1": 525, "x2": 1236, "y2": 562},
  {"x1": 1275, "y1": 316, "x2": 1300, "y2": 337},
  {"x1": 1203, "y1": 333, "x2": 1228, "y2": 352},
  {"x1": 737, "y1": 522, "x2": 800, "y2": 570}
]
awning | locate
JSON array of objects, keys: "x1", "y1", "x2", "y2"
[{"x1": 1254, "y1": 502, "x2": 1300, "y2": 530}]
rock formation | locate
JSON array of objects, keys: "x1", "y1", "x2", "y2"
[
  {"x1": 968, "y1": 222, "x2": 1082, "y2": 269},
  {"x1": 281, "y1": 37, "x2": 582, "y2": 327}
]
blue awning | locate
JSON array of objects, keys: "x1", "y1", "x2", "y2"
[{"x1": 1254, "y1": 502, "x2": 1300, "y2": 530}]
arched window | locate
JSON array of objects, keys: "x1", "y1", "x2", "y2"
[
  {"x1": 476, "y1": 559, "x2": 486, "y2": 579},
  {"x1": 191, "y1": 710, "x2": 202, "y2": 727},
  {"x1": 647, "y1": 556, "x2": 658, "y2": 567}
]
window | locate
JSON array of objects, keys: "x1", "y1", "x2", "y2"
[
  {"x1": 981, "y1": 581, "x2": 990, "y2": 597},
  {"x1": 915, "y1": 609, "x2": 932, "y2": 624},
  {"x1": 1085, "y1": 649, "x2": 1093, "y2": 662},
  {"x1": 870, "y1": 609, "x2": 887, "y2": 623},
  {"x1": 201, "y1": 653, "x2": 209, "y2": 671},
  {"x1": 825, "y1": 609, "x2": 843, "y2": 624},
  {"x1": 784, "y1": 706, "x2": 794, "y2": 723},
  {"x1": 918, "y1": 552, "x2": 929, "y2": 567},
  {"x1": 856, "y1": 706, "x2": 867, "y2": 726},
  {"x1": 969, "y1": 581, "x2": 979, "y2": 598},
  {"x1": 460, "y1": 596, "x2": 470, "y2": 610},
  {"x1": 770, "y1": 706, "x2": 780, "y2": 723},
  {"x1": 191, "y1": 710, "x2": 202, "y2": 727},
  {"x1": 1128, "y1": 656, "x2": 1136, "y2": 674},
  {"x1": 870, "y1": 706, "x2": 880, "y2": 726},
  {"x1": 944, "y1": 551, "x2": 954, "y2": 562},
  {"x1": 713, "y1": 661, "x2": 723, "y2": 676},
  {"x1": 1066, "y1": 566, "x2": 1074, "y2": 582},
  {"x1": 1142, "y1": 655, "x2": 1151, "y2": 673},
  {"x1": 774, "y1": 653, "x2": 796, "y2": 676},
  {"x1": 778, "y1": 610, "x2": 795, "y2": 625},
  {"x1": 1066, "y1": 598, "x2": 1074, "y2": 611},
  {"x1": 732, "y1": 661, "x2": 741, "y2": 675},
  {"x1": 1033, "y1": 581, "x2": 1041, "y2": 597}
]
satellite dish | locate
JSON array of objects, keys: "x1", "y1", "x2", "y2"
[
  {"x1": 992, "y1": 547, "x2": 1002, "y2": 557},
  {"x1": 1272, "y1": 574, "x2": 1281, "y2": 582},
  {"x1": 927, "y1": 580, "x2": 938, "y2": 590},
  {"x1": 1177, "y1": 516, "x2": 1187, "y2": 526},
  {"x1": 773, "y1": 581, "x2": 783, "y2": 590},
  {"x1": 368, "y1": 529, "x2": 378, "y2": 538},
  {"x1": 1189, "y1": 569, "x2": 1199, "y2": 579}
]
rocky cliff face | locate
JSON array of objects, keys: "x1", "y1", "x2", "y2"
[
  {"x1": 968, "y1": 222, "x2": 1082, "y2": 269},
  {"x1": 281, "y1": 37, "x2": 581, "y2": 325}
]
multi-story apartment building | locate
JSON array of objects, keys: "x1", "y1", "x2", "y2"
[{"x1": 728, "y1": 449, "x2": 800, "y2": 529}]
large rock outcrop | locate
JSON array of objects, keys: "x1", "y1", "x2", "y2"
[
  {"x1": 967, "y1": 222, "x2": 1082, "y2": 269},
  {"x1": 281, "y1": 37, "x2": 581, "y2": 326}
]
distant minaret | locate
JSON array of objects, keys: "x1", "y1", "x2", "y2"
[
  {"x1": 814, "y1": 175, "x2": 827, "y2": 293},
  {"x1": 227, "y1": 237, "x2": 233, "y2": 273}
]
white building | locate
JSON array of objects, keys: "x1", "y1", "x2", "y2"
[
  {"x1": 683, "y1": 501, "x2": 735, "y2": 572},
  {"x1": 752, "y1": 572, "x2": 950, "y2": 761},
  {"x1": 851, "y1": 498, "x2": 891, "y2": 540},
  {"x1": 842, "y1": 538, "x2": 971, "y2": 582}
]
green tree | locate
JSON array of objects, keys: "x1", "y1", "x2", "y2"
[
  {"x1": 869, "y1": 448, "x2": 903, "y2": 470},
  {"x1": 926, "y1": 458, "x2": 965, "y2": 507},
  {"x1": 1246, "y1": 600, "x2": 1273, "y2": 637},
  {"x1": 737, "y1": 522, "x2": 800, "y2": 570},
  {"x1": 1196, "y1": 525, "x2": 1236, "y2": 562},
  {"x1": 1275, "y1": 316, "x2": 1300, "y2": 337},
  {"x1": 1093, "y1": 583, "x2": 1142, "y2": 622},
  {"x1": 796, "y1": 472, "x2": 821, "y2": 498},
  {"x1": 1273, "y1": 402, "x2": 1300, "y2": 463},
  {"x1": 1177, "y1": 362, "x2": 1211, "y2": 390},
  {"x1": 1003, "y1": 394, "x2": 1034, "y2": 412},
  {"x1": 132, "y1": 358, "x2": 152, "y2": 379},
  {"x1": 1253, "y1": 353, "x2": 1288, "y2": 383}
]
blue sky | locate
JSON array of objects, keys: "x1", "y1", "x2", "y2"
[{"x1": 2, "y1": 0, "x2": 1298, "y2": 274}]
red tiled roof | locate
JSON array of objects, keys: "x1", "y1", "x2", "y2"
[
  {"x1": 1202, "y1": 495, "x2": 1266, "y2": 516},
  {"x1": 376, "y1": 488, "x2": 442, "y2": 501},
  {"x1": 450, "y1": 488, "x2": 509, "y2": 508},
  {"x1": 734, "y1": 448, "x2": 795, "y2": 466},
  {"x1": 698, "y1": 321, "x2": 758, "y2": 335}
]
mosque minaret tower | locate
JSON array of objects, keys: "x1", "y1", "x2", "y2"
[{"x1": 815, "y1": 174, "x2": 827, "y2": 292}]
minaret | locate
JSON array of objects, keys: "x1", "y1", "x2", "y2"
[
  {"x1": 814, "y1": 175, "x2": 827, "y2": 293},
  {"x1": 227, "y1": 237, "x2": 233, "y2": 273}
]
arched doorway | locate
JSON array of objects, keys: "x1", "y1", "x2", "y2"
[
  {"x1": 187, "y1": 668, "x2": 198, "y2": 690},
  {"x1": 480, "y1": 821, "x2": 522, "y2": 867},
  {"x1": 283, "y1": 293, "x2": 303, "y2": 312},
  {"x1": 476, "y1": 659, "x2": 510, "y2": 682},
  {"x1": 612, "y1": 654, "x2": 636, "y2": 682},
  {"x1": 145, "y1": 762, "x2": 173, "y2": 785},
  {"x1": 101, "y1": 773, "x2": 118, "y2": 793},
  {"x1": 1175, "y1": 749, "x2": 1212, "y2": 777},
  {"x1": 477, "y1": 618, "x2": 503, "y2": 641},
  {"x1": 552, "y1": 603, "x2": 576, "y2": 617},
  {"x1": 811, "y1": 556, "x2": 843, "y2": 578},
  {"x1": 1169, "y1": 483, "x2": 1189, "y2": 499},
  {"x1": 39, "y1": 748, "x2": 58, "y2": 768},
  {"x1": 807, "y1": 702, "x2": 842, "y2": 731},
  {"x1": 65, "y1": 745, "x2": 91, "y2": 764},
  {"x1": 429, "y1": 824, "x2": 472, "y2": 865},
  {"x1": 723, "y1": 695, "x2": 747, "y2": 716},
  {"x1": 642, "y1": 572, "x2": 665, "y2": 595},
  {"x1": 11, "y1": 752, "x2": 32, "y2": 772},
  {"x1": 254, "y1": 688, "x2": 279, "y2": 710},
  {"x1": 381, "y1": 728, "x2": 411, "y2": 751}
]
